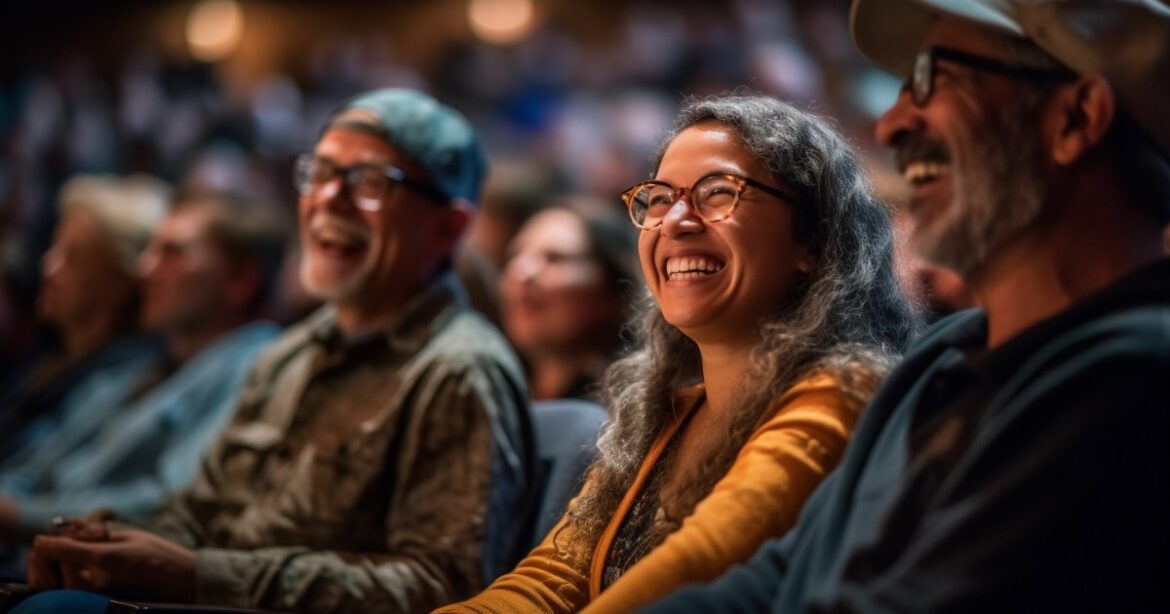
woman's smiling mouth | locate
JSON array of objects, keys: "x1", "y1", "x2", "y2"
[{"x1": 664, "y1": 255, "x2": 726, "y2": 281}]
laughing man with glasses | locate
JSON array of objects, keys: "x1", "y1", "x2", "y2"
[{"x1": 22, "y1": 89, "x2": 535, "y2": 613}]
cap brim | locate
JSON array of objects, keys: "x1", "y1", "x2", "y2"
[{"x1": 850, "y1": 0, "x2": 1024, "y2": 77}]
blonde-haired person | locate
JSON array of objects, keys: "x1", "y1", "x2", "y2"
[
  {"x1": 438, "y1": 92, "x2": 917, "y2": 613},
  {"x1": 0, "y1": 174, "x2": 171, "y2": 463},
  {"x1": 499, "y1": 197, "x2": 639, "y2": 401}
]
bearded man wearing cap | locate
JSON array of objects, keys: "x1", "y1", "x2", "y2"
[
  {"x1": 19, "y1": 89, "x2": 535, "y2": 613},
  {"x1": 645, "y1": 1, "x2": 1170, "y2": 612}
]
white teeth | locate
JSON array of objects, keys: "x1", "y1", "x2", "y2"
[
  {"x1": 315, "y1": 228, "x2": 367, "y2": 250},
  {"x1": 902, "y1": 161, "x2": 950, "y2": 184},
  {"x1": 668, "y1": 271, "x2": 711, "y2": 281},
  {"x1": 665, "y1": 256, "x2": 724, "y2": 280}
]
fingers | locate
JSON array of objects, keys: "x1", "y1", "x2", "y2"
[
  {"x1": 59, "y1": 562, "x2": 89, "y2": 591},
  {"x1": 32, "y1": 535, "x2": 117, "y2": 592},
  {"x1": 31, "y1": 534, "x2": 125, "y2": 593},
  {"x1": 32, "y1": 534, "x2": 103, "y2": 566},
  {"x1": 51, "y1": 513, "x2": 111, "y2": 542},
  {"x1": 105, "y1": 528, "x2": 133, "y2": 542},
  {"x1": 87, "y1": 508, "x2": 118, "y2": 523},
  {"x1": 25, "y1": 547, "x2": 63, "y2": 591},
  {"x1": 59, "y1": 562, "x2": 114, "y2": 592}
]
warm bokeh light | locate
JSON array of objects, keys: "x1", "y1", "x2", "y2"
[
  {"x1": 468, "y1": 0, "x2": 536, "y2": 45},
  {"x1": 186, "y1": 0, "x2": 244, "y2": 62}
]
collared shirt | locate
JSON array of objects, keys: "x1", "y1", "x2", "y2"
[
  {"x1": 143, "y1": 274, "x2": 534, "y2": 613},
  {"x1": 0, "y1": 335, "x2": 165, "y2": 465},
  {"x1": 4, "y1": 321, "x2": 279, "y2": 537}
]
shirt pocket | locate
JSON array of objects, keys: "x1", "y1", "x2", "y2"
[
  {"x1": 302, "y1": 424, "x2": 393, "y2": 530},
  {"x1": 217, "y1": 422, "x2": 284, "y2": 489}
]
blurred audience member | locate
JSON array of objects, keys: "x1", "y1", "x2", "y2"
[
  {"x1": 23, "y1": 88, "x2": 534, "y2": 613},
  {"x1": 0, "y1": 175, "x2": 170, "y2": 464},
  {"x1": 500, "y1": 199, "x2": 639, "y2": 401},
  {"x1": 467, "y1": 161, "x2": 561, "y2": 270},
  {"x1": 455, "y1": 162, "x2": 564, "y2": 327},
  {"x1": 441, "y1": 93, "x2": 916, "y2": 613},
  {"x1": 454, "y1": 244, "x2": 504, "y2": 326},
  {"x1": 0, "y1": 192, "x2": 286, "y2": 557}
]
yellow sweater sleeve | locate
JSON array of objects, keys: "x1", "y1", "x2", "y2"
[
  {"x1": 435, "y1": 510, "x2": 591, "y2": 613},
  {"x1": 583, "y1": 373, "x2": 855, "y2": 613},
  {"x1": 437, "y1": 373, "x2": 855, "y2": 614}
]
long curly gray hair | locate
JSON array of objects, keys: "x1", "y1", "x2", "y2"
[{"x1": 557, "y1": 92, "x2": 919, "y2": 562}]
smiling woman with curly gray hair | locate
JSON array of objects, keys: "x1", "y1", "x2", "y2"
[{"x1": 440, "y1": 92, "x2": 918, "y2": 613}]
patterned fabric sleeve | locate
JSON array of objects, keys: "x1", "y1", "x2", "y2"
[{"x1": 186, "y1": 360, "x2": 515, "y2": 613}]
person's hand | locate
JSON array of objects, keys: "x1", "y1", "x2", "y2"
[
  {"x1": 48, "y1": 514, "x2": 111, "y2": 542},
  {"x1": 25, "y1": 542, "x2": 64, "y2": 590},
  {"x1": 28, "y1": 529, "x2": 197, "y2": 601}
]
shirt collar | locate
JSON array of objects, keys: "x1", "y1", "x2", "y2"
[
  {"x1": 308, "y1": 272, "x2": 468, "y2": 357},
  {"x1": 962, "y1": 257, "x2": 1170, "y2": 383}
]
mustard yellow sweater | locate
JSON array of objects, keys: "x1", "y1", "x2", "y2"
[{"x1": 437, "y1": 372, "x2": 857, "y2": 613}]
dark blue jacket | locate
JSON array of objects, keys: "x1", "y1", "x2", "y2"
[{"x1": 647, "y1": 259, "x2": 1170, "y2": 613}]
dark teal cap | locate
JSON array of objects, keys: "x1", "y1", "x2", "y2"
[{"x1": 334, "y1": 88, "x2": 488, "y2": 204}]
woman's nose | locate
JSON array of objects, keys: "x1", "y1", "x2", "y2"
[{"x1": 659, "y1": 196, "x2": 705, "y2": 238}]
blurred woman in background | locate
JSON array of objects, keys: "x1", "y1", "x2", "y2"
[
  {"x1": 499, "y1": 198, "x2": 639, "y2": 401},
  {"x1": 0, "y1": 175, "x2": 170, "y2": 464}
]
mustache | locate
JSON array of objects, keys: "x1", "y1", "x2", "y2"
[{"x1": 894, "y1": 136, "x2": 950, "y2": 171}]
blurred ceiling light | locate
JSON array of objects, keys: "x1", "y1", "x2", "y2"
[
  {"x1": 468, "y1": 0, "x2": 536, "y2": 45},
  {"x1": 186, "y1": 0, "x2": 245, "y2": 62}
]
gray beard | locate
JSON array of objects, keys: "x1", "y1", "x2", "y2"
[{"x1": 916, "y1": 100, "x2": 1048, "y2": 278}]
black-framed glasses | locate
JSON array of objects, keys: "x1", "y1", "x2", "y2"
[
  {"x1": 620, "y1": 172, "x2": 795, "y2": 230},
  {"x1": 293, "y1": 153, "x2": 445, "y2": 212},
  {"x1": 907, "y1": 46, "x2": 1075, "y2": 106}
]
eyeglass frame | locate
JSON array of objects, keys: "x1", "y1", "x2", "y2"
[
  {"x1": 293, "y1": 153, "x2": 447, "y2": 212},
  {"x1": 907, "y1": 46, "x2": 1076, "y2": 107},
  {"x1": 620, "y1": 172, "x2": 796, "y2": 230}
]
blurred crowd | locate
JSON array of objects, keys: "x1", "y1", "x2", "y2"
[
  {"x1": 5, "y1": 0, "x2": 1160, "y2": 611},
  {"x1": 0, "y1": 0, "x2": 924, "y2": 357}
]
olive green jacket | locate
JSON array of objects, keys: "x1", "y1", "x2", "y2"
[{"x1": 143, "y1": 274, "x2": 534, "y2": 613}]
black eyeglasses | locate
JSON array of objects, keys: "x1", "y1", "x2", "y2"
[
  {"x1": 907, "y1": 46, "x2": 1076, "y2": 106},
  {"x1": 620, "y1": 172, "x2": 795, "y2": 230},
  {"x1": 293, "y1": 153, "x2": 445, "y2": 212}
]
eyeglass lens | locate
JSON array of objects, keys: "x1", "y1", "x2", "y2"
[
  {"x1": 628, "y1": 174, "x2": 742, "y2": 228},
  {"x1": 295, "y1": 155, "x2": 390, "y2": 211}
]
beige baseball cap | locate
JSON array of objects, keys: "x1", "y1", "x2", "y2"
[{"x1": 850, "y1": 0, "x2": 1170, "y2": 158}]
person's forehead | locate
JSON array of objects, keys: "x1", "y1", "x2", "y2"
[
  {"x1": 60, "y1": 208, "x2": 106, "y2": 244},
  {"x1": 314, "y1": 127, "x2": 398, "y2": 161},
  {"x1": 313, "y1": 125, "x2": 431, "y2": 179},
  {"x1": 57, "y1": 210, "x2": 116, "y2": 262},
  {"x1": 520, "y1": 209, "x2": 589, "y2": 250},
  {"x1": 659, "y1": 122, "x2": 765, "y2": 179},
  {"x1": 158, "y1": 207, "x2": 215, "y2": 244}
]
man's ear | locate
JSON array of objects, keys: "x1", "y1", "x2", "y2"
[{"x1": 1047, "y1": 75, "x2": 1116, "y2": 166}]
